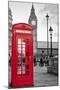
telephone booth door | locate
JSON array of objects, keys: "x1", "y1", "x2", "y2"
[{"x1": 11, "y1": 23, "x2": 33, "y2": 87}]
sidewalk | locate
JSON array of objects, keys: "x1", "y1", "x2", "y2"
[{"x1": 34, "y1": 63, "x2": 58, "y2": 87}]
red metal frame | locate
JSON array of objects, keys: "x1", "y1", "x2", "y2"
[{"x1": 11, "y1": 23, "x2": 33, "y2": 87}]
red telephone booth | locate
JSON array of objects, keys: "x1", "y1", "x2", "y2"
[{"x1": 11, "y1": 23, "x2": 33, "y2": 87}]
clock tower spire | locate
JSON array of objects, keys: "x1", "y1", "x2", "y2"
[{"x1": 28, "y1": 4, "x2": 37, "y2": 56}]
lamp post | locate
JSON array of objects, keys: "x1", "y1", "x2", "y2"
[
  {"x1": 46, "y1": 13, "x2": 49, "y2": 59},
  {"x1": 49, "y1": 26, "x2": 53, "y2": 57}
]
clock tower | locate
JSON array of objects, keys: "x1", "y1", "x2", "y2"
[{"x1": 28, "y1": 4, "x2": 37, "y2": 56}]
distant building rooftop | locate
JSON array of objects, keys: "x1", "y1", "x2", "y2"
[{"x1": 37, "y1": 41, "x2": 58, "y2": 48}]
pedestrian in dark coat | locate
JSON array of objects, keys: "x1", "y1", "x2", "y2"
[{"x1": 40, "y1": 57, "x2": 43, "y2": 67}]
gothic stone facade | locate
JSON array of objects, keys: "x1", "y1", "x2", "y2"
[{"x1": 28, "y1": 4, "x2": 37, "y2": 56}]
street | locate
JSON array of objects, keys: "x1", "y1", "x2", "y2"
[{"x1": 34, "y1": 62, "x2": 58, "y2": 87}]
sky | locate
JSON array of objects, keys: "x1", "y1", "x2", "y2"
[{"x1": 9, "y1": 1, "x2": 59, "y2": 42}]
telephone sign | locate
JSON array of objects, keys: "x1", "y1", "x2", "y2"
[{"x1": 11, "y1": 23, "x2": 33, "y2": 87}]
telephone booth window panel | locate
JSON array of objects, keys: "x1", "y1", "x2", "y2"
[
  {"x1": 17, "y1": 38, "x2": 26, "y2": 76},
  {"x1": 12, "y1": 23, "x2": 33, "y2": 87}
]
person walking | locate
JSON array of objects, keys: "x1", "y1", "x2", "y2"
[
  {"x1": 34, "y1": 56, "x2": 37, "y2": 66},
  {"x1": 40, "y1": 57, "x2": 44, "y2": 67}
]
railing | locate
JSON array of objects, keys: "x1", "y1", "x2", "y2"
[{"x1": 47, "y1": 56, "x2": 58, "y2": 75}]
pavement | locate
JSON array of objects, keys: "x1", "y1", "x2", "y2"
[
  {"x1": 8, "y1": 62, "x2": 58, "y2": 87},
  {"x1": 34, "y1": 62, "x2": 58, "y2": 87}
]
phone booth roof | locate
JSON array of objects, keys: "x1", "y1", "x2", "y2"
[{"x1": 12, "y1": 23, "x2": 32, "y2": 31}]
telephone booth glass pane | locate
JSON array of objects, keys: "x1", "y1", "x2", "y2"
[
  {"x1": 17, "y1": 38, "x2": 30, "y2": 76},
  {"x1": 17, "y1": 38, "x2": 26, "y2": 76}
]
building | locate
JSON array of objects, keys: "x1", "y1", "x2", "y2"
[
  {"x1": 37, "y1": 41, "x2": 58, "y2": 59},
  {"x1": 8, "y1": 7, "x2": 13, "y2": 84},
  {"x1": 8, "y1": 7, "x2": 13, "y2": 61},
  {"x1": 28, "y1": 4, "x2": 37, "y2": 56}
]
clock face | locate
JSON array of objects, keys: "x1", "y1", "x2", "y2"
[{"x1": 31, "y1": 20, "x2": 36, "y2": 25}]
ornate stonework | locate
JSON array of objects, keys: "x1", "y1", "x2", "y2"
[{"x1": 28, "y1": 4, "x2": 37, "y2": 56}]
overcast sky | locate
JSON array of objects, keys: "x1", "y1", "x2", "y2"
[{"x1": 9, "y1": 1, "x2": 59, "y2": 42}]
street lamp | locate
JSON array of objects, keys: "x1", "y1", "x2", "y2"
[
  {"x1": 46, "y1": 13, "x2": 49, "y2": 59},
  {"x1": 49, "y1": 26, "x2": 53, "y2": 57}
]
